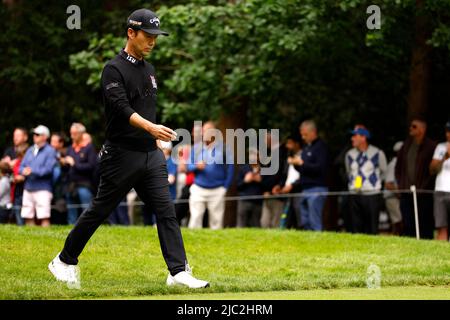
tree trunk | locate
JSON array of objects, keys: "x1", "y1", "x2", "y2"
[
  {"x1": 217, "y1": 103, "x2": 248, "y2": 228},
  {"x1": 407, "y1": 0, "x2": 431, "y2": 122}
]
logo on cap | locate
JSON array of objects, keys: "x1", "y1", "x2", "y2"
[
  {"x1": 129, "y1": 19, "x2": 142, "y2": 26},
  {"x1": 149, "y1": 17, "x2": 160, "y2": 27}
]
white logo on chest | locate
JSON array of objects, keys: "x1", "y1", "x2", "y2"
[{"x1": 150, "y1": 75, "x2": 157, "y2": 89}]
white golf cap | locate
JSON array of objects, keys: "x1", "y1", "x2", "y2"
[{"x1": 32, "y1": 125, "x2": 50, "y2": 137}]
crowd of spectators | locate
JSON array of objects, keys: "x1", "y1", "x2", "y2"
[{"x1": 1, "y1": 118, "x2": 449, "y2": 241}]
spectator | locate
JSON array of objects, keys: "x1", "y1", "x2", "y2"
[
  {"x1": 395, "y1": 117, "x2": 437, "y2": 239},
  {"x1": 161, "y1": 140, "x2": 177, "y2": 201},
  {"x1": 9, "y1": 143, "x2": 29, "y2": 225},
  {"x1": 260, "y1": 130, "x2": 287, "y2": 228},
  {"x1": 187, "y1": 121, "x2": 234, "y2": 229},
  {"x1": 429, "y1": 120, "x2": 450, "y2": 241},
  {"x1": 271, "y1": 134, "x2": 303, "y2": 229},
  {"x1": 51, "y1": 132, "x2": 67, "y2": 158},
  {"x1": 50, "y1": 132, "x2": 68, "y2": 225},
  {"x1": 19, "y1": 125, "x2": 56, "y2": 227},
  {"x1": 291, "y1": 120, "x2": 329, "y2": 231},
  {"x1": 61, "y1": 123, "x2": 97, "y2": 224},
  {"x1": 175, "y1": 125, "x2": 202, "y2": 226},
  {"x1": 1, "y1": 127, "x2": 29, "y2": 168},
  {"x1": 236, "y1": 148, "x2": 263, "y2": 228},
  {"x1": 384, "y1": 141, "x2": 404, "y2": 235},
  {"x1": 345, "y1": 125, "x2": 387, "y2": 235},
  {"x1": 0, "y1": 161, "x2": 12, "y2": 223}
]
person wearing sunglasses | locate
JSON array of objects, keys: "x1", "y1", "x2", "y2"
[{"x1": 395, "y1": 117, "x2": 437, "y2": 239}]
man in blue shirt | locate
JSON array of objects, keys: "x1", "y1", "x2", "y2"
[
  {"x1": 291, "y1": 120, "x2": 329, "y2": 231},
  {"x1": 187, "y1": 121, "x2": 234, "y2": 229},
  {"x1": 61, "y1": 123, "x2": 98, "y2": 224},
  {"x1": 20, "y1": 125, "x2": 57, "y2": 227}
]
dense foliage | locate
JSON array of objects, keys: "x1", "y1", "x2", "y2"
[{"x1": 1, "y1": 0, "x2": 450, "y2": 157}]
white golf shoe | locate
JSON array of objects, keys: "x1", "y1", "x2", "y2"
[
  {"x1": 166, "y1": 264, "x2": 209, "y2": 289},
  {"x1": 48, "y1": 253, "x2": 80, "y2": 288}
]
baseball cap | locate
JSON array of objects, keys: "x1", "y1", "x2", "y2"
[
  {"x1": 351, "y1": 127, "x2": 371, "y2": 138},
  {"x1": 32, "y1": 125, "x2": 50, "y2": 137},
  {"x1": 127, "y1": 9, "x2": 169, "y2": 36}
]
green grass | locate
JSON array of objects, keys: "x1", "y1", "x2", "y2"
[{"x1": 1, "y1": 225, "x2": 450, "y2": 299}]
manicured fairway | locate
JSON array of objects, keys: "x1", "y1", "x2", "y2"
[{"x1": 1, "y1": 225, "x2": 449, "y2": 299}]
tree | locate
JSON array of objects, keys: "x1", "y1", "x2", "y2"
[{"x1": 3, "y1": 0, "x2": 450, "y2": 156}]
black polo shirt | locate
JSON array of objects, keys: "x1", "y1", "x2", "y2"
[{"x1": 101, "y1": 49, "x2": 159, "y2": 152}]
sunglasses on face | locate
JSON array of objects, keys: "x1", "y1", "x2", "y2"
[
  {"x1": 410, "y1": 124, "x2": 418, "y2": 129},
  {"x1": 33, "y1": 133, "x2": 41, "y2": 136}
]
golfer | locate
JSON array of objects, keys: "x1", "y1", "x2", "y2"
[{"x1": 49, "y1": 8, "x2": 209, "y2": 289}]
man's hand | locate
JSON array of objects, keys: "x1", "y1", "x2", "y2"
[
  {"x1": 272, "y1": 185, "x2": 281, "y2": 195},
  {"x1": 148, "y1": 123, "x2": 177, "y2": 142},
  {"x1": 22, "y1": 167, "x2": 32, "y2": 176},
  {"x1": 244, "y1": 172, "x2": 253, "y2": 183},
  {"x1": 64, "y1": 156, "x2": 75, "y2": 167},
  {"x1": 1, "y1": 157, "x2": 13, "y2": 170},
  {"x1": 253, "y1": 173, "x2": 262, "y2": 183},
  {"x1": 129, "y1": 113, "x2": 177, "y2": 142},
  {"x1": 280, "y1": 184, "x2": 293, "y2": 194},
  {"x1": 1, "y1": 156, "x2": 11, "y2": 165},
  {"x1": 288, "y1": 155, "x2": 303, "y2": 166},
  {"x1": 385, "y1": 182, "x2": 397, "y2": 191},
  {"x1": 14, "y1": 175, "x2": 25, "y2": 183},
  {"x1": 196, "y1": 161, "x2": 206, "y2": 171}
]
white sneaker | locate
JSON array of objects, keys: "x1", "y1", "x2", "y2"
[
  {"x1": 166, "y1": 264, "x2": 209, "y2": 289},
  {"x1": 48, "y1": 253, "x2": 80, "y2": 288}
]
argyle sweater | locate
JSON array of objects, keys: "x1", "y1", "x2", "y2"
[{"x1": 345, "y1": 145, "x2": 387, "y2": 192}]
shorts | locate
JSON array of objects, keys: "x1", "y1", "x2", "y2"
[
  {"x1": 434, "y1": 191, "x2": 450, "y2": 228},
  {"x1": 21, "y1": 190, "x2": 53, "y2": 220}
]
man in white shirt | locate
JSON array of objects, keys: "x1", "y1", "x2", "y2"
[
  {"x1": 430, "y1": 120, "x2": 450, "y2": 241},
  {"x1": 278, "y1": 135, "x2": 302, "y2": 228}
]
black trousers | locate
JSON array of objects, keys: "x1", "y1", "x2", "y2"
[
  {"x1": 348, "y1": 194, "x2": 381, "y2": 235},
  {"x1": 236, "y1": 200, "x2": 262, "y2": 228},
  {"x1": 400, "y1": 193, "x2": 434, "y2": 239},
  {"x1": 59, "y1": 145, "x2": 187, "y2": 276}
]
